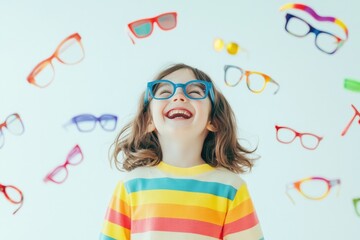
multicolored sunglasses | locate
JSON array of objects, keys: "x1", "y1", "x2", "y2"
[{"x1": 128, "y1": 12, "x2": 177, "y2": 39}]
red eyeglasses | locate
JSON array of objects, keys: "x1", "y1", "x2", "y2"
[
  {"x1": 128, "y1": 12, "x2": 177, "y2": 39},
  {"x1": 275, "y1": 125, "x2": 323, "y2": 150},
  {"x1": 44, "y1": 145, "x2": 84, "y2": 184},
  {"x1": 0, "y1": 183, "x2": 24, "y2": 214}
]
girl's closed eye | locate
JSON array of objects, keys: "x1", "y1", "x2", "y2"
[
  {"x1": 187, "y1": 84, "x2": 206, "y2": 97},
  {"x1": 154, "y1": 84, "x2": 173, "y2": 97}
]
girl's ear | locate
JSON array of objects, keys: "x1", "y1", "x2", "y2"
[
  {"x1": 147, "y1": 121, "x2": 156, "y2": 132},
  {"x1": 206, "y1": 121, "x2": 217, "y2": 132}
]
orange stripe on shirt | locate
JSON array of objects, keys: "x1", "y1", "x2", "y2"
[
  {"x1": 132, "y1": 203, "x2": 226, "y2": 225},
  {"x1": 225, "y1": 198, "x2": 255, "y2": 224}
]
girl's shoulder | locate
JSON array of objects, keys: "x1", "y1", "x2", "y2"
[
  {"x1": 204, "y1": 166, "x2": 247, "y2": 189},
  {"x1": 120, "y1": 165, "x2": 159, "y2": 183}
]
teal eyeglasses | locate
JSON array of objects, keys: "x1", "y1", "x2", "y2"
[{"x1": 144, "y1": 79, "x2": 215, "y2": 106}]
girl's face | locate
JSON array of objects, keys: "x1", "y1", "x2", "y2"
[{"x1": 148, "y1": 68, "x2": 212, "y2": 139}]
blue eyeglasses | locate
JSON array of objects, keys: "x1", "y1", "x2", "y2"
[{"x1": 144, "y1": 79, "x2": 215, "y2": 105}]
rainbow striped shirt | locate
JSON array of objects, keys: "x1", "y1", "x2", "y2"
[{"x1": 100, "y1": 161, "x2": 264, "y2": 240}]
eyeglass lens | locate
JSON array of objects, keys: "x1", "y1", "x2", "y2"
[
  {"x1": 5, "y1": 114, "x2": 24, "y2": 135},
  {"x1": 3, "y1": 186, "x2": 22, "y2": 203},
  {"x1": 157, "y1": 14, "x2": 176, "y2": 30},
  {"x1": 299, "y1": 179, "x2": 328, "y2": 199}
]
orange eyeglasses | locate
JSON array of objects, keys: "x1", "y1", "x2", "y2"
[
  {"x1": 286, "y1": 176, "x2": 341, "y2": 204},
  {"x1": 27, "y1": 33, "x2": 85, "y2": 88},
  {"x1": 224, "y1": 65, "x2": 280, "y2": 94}
]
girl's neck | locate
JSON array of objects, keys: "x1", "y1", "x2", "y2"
[{"x1": 158, "y1": 136, "x2": 206, "y2": 168}]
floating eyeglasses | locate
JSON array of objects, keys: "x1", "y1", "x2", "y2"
[
  {"x1": 224, "y1": 65, "x2": 280, "y2": 94},
  {"x1": 27, "y1": 33, "x2": 85, "y2": 88},
  {"x1": 128, "y1": 12, "x2": 177, "y2": 39},
  {"x1": 64, "y1": 114, "x2": 118, "y2": 132},
  {"x1": 0, "y1": 183, "x2": 24, "y2": 214},
  {"x1": 213, "y1": 38, "x2": 242, "y2": 55},
  {"x1": 280, "y1": 3, "x2": 348, "y2": 54},
  {"x1": 44, "y1": 145, "x2": 83, "y2": 184},
  {"x1": 144, "y1": 79, "x2": 215, "y2": 106},
  {"x1": 275, "y1": 125, "x2": 323, "y2": 150},
  {"x1": 0, "y1": 113, "x2": 25, "y2": 149},
  {"x1": 286, "y1": 176, "x2": 341, "y2": 204}
]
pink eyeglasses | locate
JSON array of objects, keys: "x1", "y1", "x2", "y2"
[
  {"x1": 275, "y1": 125, "x2": 323, "y2": 150},
  {"x1": 341, "y1": 104, "x2": 360, "y2": 136},
  {"x1": 286, "y1": 176, "x2": 341, "y2": 204},
  {"x1": 44, "y1": 145, "x2": 84, "y2": 184},
  {"x1": 0, "y1": 183, "x2": 24, "y2": 214}
]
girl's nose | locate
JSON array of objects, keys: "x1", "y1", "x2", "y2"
[{"x1": 172, "y1": 88, "x2": 187, "y2": 102}]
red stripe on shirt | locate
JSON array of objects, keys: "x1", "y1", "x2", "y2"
[
  {"x1": 107, "y1": 208, "x2": 131, "y2": 230},
  {"x1": 132, "y1": 217, "x2": 222, "y2": 238}
]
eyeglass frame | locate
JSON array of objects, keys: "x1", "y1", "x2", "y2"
[
  {"x1": 275, "y1": 125, "x2": 323, "y2": 150},
  {"x1": 43, "y1": 144, "x2": 84, "y2": 184},
  {"x1": 0, "y1": 183, "x2": 24, "y2": 214},
  {"x1": 224, "y1": 65, "x2": 280, "y2": 94},
  {"x1": 286, "y1": 176, "x2": 341, "y2": 204},
  {"x1": 64, "y1": 114, "x2": 118, "y2": 132},
  {"x1": 128, "y1": 12, "x2": 177, "y2": 39},
  {"x1": 27, "y1": 32, "x2": 85, "y2": 88},
  {"x1": 353, "y1": 198, "x2": 360, "y2": 217},
  {"x1": 144, "y1": 79, "x2": 215, "y2": 106},
  {"x1": 0, "y1": 113, "x2": 25, "y2": 149},
  {"x1": 341, "y1": 104, "x2": 360, "y2": 136},
  {"x1": 284, "y1": 13, "x2": 345, "y2": 54}
]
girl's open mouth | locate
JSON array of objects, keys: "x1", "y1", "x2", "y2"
[{"x1": 166, "y1": 109, "x2": 192, "y2": 119}]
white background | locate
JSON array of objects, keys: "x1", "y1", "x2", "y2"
[{"x1": 0, "y1": 0, "x2": 359, "y2": 239}]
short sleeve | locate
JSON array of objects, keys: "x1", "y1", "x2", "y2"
[
  {"x1": 222, "y1": 183, "x2": 264, "y2": 240},
  {"x1": 100, "y1": 181, "x2": 131, "y2": 240}
]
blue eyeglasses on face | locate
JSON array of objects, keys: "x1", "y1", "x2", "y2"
[{"x1": 144, "y1": 79, "x2": 215, "y2": 105}]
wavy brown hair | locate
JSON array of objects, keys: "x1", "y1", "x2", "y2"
[{"x1": 110, "y1": 63, "x2": 258, "y2": 173}]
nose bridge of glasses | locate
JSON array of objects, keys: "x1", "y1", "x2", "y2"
[{"x1": 172, "y1": 84, "x2": 187, "y2": 100}]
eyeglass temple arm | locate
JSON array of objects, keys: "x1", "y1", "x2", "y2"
[
  {"x1": 286, "y1": 184, "x2": 296, "y2": 205},
  {"x1": 124, "y1": 26, "x2": 135, "y2": 45},
  {"x1": 270, "y1": 79, "x2": 280, "y2": 95},
  {"x1": 62, "y1": 120, "x2": 73, "y2": 130},
  {"x1": 341, "y1": 104, "x2": 359, "y2": 136},
  {"x1": 329, "y1": 179, "x2": 341, "y2": 197},
  {"x1": 12, "y1": 196, "x2": 24, "y2": 215}
]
